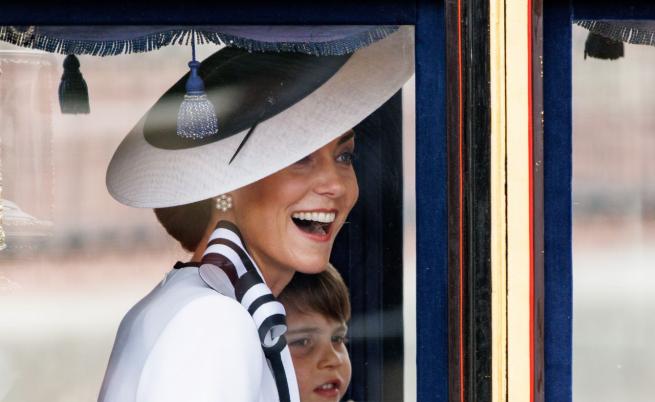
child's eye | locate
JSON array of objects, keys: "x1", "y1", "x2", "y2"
[
  {"x1": 336, "y1": 151, "x2": 355, "y2": 165},
  {"x1": 289, "y1": 338, "x2": 312, "y2": 348}
]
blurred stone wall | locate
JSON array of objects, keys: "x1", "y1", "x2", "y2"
[{"x1": 0, "y1": 38, "x2": 220, "y2": 402}]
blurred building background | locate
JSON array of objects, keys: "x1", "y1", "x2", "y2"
[
  {"x1": 573, "y1": 24, "x2": 655, "y2": 402},
  {"x1": 0, "y1": 40, "x2": 221, "y2": 402}
]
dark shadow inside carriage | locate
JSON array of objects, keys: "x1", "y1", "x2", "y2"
[{"x1": 330, "y1": 90, "x2": 405, "y2": 402}]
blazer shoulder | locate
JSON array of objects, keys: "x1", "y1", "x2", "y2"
[
  {"x1": 170, "y1": 292, "x2": 256, "y2": 334},
  {"x1": 136, "y1": 294, "x2": 265, "y2": 402}
]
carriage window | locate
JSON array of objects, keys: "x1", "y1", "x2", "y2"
[
  {"x1": 0, "y1": 27, "x2": 416, "y2": 402},
  {"x1": 573, "y1": 21, "x2": 655, "y2": 402}
]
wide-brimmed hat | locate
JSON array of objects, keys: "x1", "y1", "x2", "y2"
[{"x1": 106, "y1": 26, "x2": 414, "y2": 208}]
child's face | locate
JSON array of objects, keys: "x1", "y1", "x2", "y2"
[{"x1": 286, "y1": 309, "x2": 352, "y2": 402}]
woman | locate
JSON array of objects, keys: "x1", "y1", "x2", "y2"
[{"x1": 98, "y1": 26, "x2": 413, "y2": 402}]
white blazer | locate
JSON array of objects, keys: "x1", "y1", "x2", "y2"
[{"x1": 98, "y1": 266, "x2": 281, "y2": 402}]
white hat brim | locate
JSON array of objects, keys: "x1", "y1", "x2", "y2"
[{"x1": 106, "y1": 26, "x2": 414, "y2": 208}]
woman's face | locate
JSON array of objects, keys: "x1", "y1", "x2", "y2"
[
  {"x1": 286, "y1": 310, "x2": 352, "y2": 402},
  {"x1": 231, "y1": 131, "x2": 359, "y2": 281}
]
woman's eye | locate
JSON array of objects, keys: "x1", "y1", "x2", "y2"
[
  {"x1": 332, "y1": 335, "x2": 348, "y2": 345},
  {"x1": 336, "y1": 151, "x2": 355, "y2": 165}
]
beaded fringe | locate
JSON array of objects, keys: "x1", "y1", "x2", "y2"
[{"x1": 0, "y1": 26, "x2": 398, "y2": 57}]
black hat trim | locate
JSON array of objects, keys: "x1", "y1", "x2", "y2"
[{"x1": 144, "y1": 47, "x2": 351, "y2": 150}]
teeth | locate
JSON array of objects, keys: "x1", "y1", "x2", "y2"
[
  {"x1": 292, "y1": 211, "x2": 336, "y2": 223},
  {"x1": 319, "y1": 383, "x2": 335, "y2": 390}
]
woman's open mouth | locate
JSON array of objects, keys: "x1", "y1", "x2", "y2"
[{"x1": 291, "y1": 211, "x2": 336, "y2": 238}]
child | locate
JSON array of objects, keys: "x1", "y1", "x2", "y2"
[{"x1": 278, "y1": 264, "x2": 352, "y2": 402}]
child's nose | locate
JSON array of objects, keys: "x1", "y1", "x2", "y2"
[{"x1": 318, "y1": 344, "x2": 344, "y2": 368}]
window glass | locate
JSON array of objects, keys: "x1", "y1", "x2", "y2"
[
  {"x1": 573, "y1": 22, "x2": 655, "y2": 402},
  {"x1": 0, "y1": 27, "x2": 416, "y2": 402}
]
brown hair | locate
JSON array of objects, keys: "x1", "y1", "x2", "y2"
[
  {"x1": 278, "y1": 264, "x2": 351, "y2": 323},
  {"x1": 154, "y1": 198, "x2": 213, "y2": 252}
]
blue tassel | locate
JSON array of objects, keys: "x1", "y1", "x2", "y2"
[
  {"x1": 177, "y1": 33, "x2": 218, "y2": 139},
  {"x1": 58, "y1": 54, "x2": 90, "y2": 114}
]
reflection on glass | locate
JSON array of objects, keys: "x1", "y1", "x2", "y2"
[
  {"x1": 573, "y1": 22, "x2": 655, "y2": 402},
  {"x1": 0, "y1": 29, "x2": 416, "y2": 402},
  {"x1": 0, "y1": 42, "x2": 202, "y2": 402}
]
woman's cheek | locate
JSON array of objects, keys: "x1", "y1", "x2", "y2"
[{"x1": 347, "y1": 176, "x2": 360, "y2": 210}]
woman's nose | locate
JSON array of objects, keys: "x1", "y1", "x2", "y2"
[{"x1": 313, "y1": 158, "x2": 347, "y2": 198}]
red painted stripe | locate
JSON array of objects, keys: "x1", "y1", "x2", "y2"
[
  {"x1": 527, "y1": 1, "x2": 535, "y2": 402},
  {"x1": 457, "y1": 0, "x2": 465, "y2": 401}
]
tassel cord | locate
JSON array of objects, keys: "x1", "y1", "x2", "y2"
[
  {"x1": 192, "y1": 29, "x2": 197, "y2": 62},
  {"x1": 185, "y1": 30, "x2": 205, "y2": 96}
]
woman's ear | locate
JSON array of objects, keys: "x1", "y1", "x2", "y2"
[{"x1": 191, "y1": 194, "x2": 236, "y2": 261}]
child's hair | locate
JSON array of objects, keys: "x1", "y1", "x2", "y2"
[{"x1": 278, "y1": 263, "x2": 351, "y2": 323}]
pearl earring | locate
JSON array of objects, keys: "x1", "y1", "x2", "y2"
[{"x1": 215, "y1": 194, "x2": 233, "y2": 212}]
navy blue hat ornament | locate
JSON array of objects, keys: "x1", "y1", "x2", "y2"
[{"x1": 176, "y1": 31, "x2": 218, "y2": 139}]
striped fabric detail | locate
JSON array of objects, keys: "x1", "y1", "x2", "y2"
[{"x1": 197, "y1": 220, "x2": 299, "y2": 402}]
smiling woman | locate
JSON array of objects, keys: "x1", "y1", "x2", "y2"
[
  {"x1": 98, "y1": 26, "x2": 414, "y2": 402},
  {"x1": 222, "y1": 132, "x2": 359, "y2": 289},
  {"x1": 166, "y1": 131, "x2": 359, "y2": 295}
]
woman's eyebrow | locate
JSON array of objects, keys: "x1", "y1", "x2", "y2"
[{"x1": 337, "y1": 131, "x2": 355, "y2": 145}]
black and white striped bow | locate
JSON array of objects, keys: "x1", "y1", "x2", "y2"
[{"x1": 197, "y1": 220, "x2": 299, "y2": 402}]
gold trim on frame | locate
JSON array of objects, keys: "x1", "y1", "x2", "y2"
[{"x1": 490, "y1": 1, "x2": 532, "y2": 401}]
